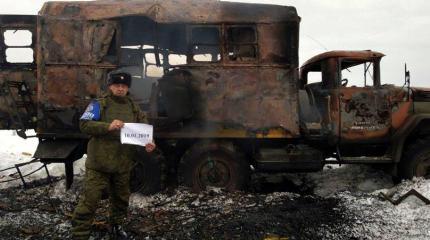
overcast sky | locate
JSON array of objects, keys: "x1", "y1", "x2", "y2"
[{"x1": 1, "y1": 0, "x2": 429, "y2": 87}]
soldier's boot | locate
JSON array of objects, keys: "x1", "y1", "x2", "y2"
[{"x1": 111, "y1": 225, "x2": 135, "y2": 240}]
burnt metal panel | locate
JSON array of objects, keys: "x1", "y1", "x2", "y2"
[
  {"x1": 338, "y1": 84, "x2": 411, "y2": 142},
  {"x1": 36, "y1": 16, "x2": 118, "y2": 133},
  {"x1": 0, "y1": 70, "x2": 36, "y2": 129},
  {"x1": 156, "y1": 66, "x2": 299, "y2": 137},
  {"x1": 40, "y1": 66, "x2": 105, "y2": 107},
  {"x1": 258, "y1": 23, "x2": 299, "y2": 66},
  {"x1": 39, "y1": 0, "x2": 300, "y2": 24},
  {"x1": 340, "y1": 88, "x2": 391, "y2": 141},
  {"x1": 37, "y1": 65, "x2": 107, "y2": 131},
  {"x1": 39, "y1": 18, "x2": 117, "y2": 64}
]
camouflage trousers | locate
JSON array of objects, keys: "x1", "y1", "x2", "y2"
[{"x1": 71, "y1": 168, "x2": 131, "y2": 240}]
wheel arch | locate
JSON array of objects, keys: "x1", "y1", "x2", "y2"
[{"x1": 392, "y1": 114, "x2": 430, "y2": 163}]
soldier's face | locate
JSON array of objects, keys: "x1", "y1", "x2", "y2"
[{"x1": 109, "y1": 83, "x2": 129, "y2": 97}]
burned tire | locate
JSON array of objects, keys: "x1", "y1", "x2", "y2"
[
  {"x1": 130, "y1": 147, "x2": 166, "y2": 195},
  {"x1": 398, "y1": 138, "x2": 430, "y2": 179},
  {"x1": 179, "y1": 141, "x2": 249, "y2": 192}
]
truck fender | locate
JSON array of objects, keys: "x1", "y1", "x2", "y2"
[
  {"x1": 392, "y1": 114, "x2": 430, "y2": 162},
  {"x1": 33, "y1": 139, "x2": 84, "y2": 161}
]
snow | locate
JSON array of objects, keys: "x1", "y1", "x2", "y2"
[
  {"x1": 305, "y1": 164, "x2": 395, "y2": 197},
  {"x1": 318, "y1": 172, "x2": 430, "y2": 239},
  {"x1": 299, "y1": 165, "x2": 430, "y2": 239},
  {"x1": 1, "y1": 130, "x2": 430, "y2": 239}
]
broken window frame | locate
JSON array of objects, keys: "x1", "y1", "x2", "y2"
[
  {"x1": 338, "y1": 58, "x2": 381, "y2": 88},
  {"x1": 118, "y1": 20, "x2": 262, "y2": 76},
  {"x1": 143, "y1": 47, "x2": 169, "y2": 78},
  {"x1": 187, "y1": 25, "x2": 222, "y2": 63},
  {"x1": 0, "y1": 27, "x2": 36, "y2": 66},
  {"x1": 225, "y1": 25, "x2": 258, "y2": 62},
  {"x1": 117, "y1": 20, "x2": 262, "y2": 78}
]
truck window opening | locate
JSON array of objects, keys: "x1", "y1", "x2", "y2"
[
  {"x1": 4, "y1": 30, "x2": 32, "y2": 46},
  {"x1": 3, "y1": 29, "x2": 34, "y2": 63},
  {"x1": 190, "y1": 26, "x2": 221, "y2": 62},
  {"x1": 227, "y1": 26, "x2": 257, "y2": 61},
  {"x1": 341, "y1": 62, "x2": 375, "y2": 87}
]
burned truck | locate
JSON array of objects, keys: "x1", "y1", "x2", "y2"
[{"x1": 0, "y1": 0, "x2": 429, "y2": 193}]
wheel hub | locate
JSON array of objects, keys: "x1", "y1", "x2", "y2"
[{"x1": 199, "y1": 156, "x2": 231, "y2": 187}]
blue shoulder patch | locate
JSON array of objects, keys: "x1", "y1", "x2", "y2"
[{"x1": 80, "y1": 100, "x2": 101, "y2": 121}]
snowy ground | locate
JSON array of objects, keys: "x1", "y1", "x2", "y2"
[{"x1": 0, "y1": 130, "x2": 430, "y2": 239}]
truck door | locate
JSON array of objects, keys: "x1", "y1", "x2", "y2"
[
  {"x1": 338, "y1": 58, "x2": 391, "y2": 143},
  {"x1": 0, "y1": 15, "x2": 37, "y2": 130}
]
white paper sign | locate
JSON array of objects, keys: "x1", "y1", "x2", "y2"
[{"x1": 120, "y1": 123, "x2": 153, "y2": 146}]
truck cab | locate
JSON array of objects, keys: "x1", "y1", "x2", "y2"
[{"x1": 299, "y1": 50, "x2": 430, "y2": 178}]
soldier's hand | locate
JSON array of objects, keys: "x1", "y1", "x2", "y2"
[
  {"x1": 108, "y1": 120, "x2": 124, "y2": 131},
  {"x1": 145, "y1": 142, "x2": 156, "y2": 153}
]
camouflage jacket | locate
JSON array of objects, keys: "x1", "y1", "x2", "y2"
[{"x1": 80, "y1": 92, "x2": 148, "y2": 173}]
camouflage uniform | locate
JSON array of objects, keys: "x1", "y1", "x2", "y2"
[{"x1": 72, "y1": 92, "x2": 147, "y2": 240}]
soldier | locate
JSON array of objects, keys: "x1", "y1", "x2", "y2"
[{"x1": 72, "y1": 72, "x2": 156, "y2": 240}]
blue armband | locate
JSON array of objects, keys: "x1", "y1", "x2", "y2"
[{"x1": 80, "y1": 100, "x2": 101, "y2": 121}]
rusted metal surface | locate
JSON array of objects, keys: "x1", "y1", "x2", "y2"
[
  {"x1": 299, "y1": 50, "x2": 384, "y2": 87},
  {"x1": 339, "y1": 87, "x2": 392, "y2": 140},
  {"x1": 36, "y1": 17, "x2": 117, "y2": 133},
  {"x1": 39, "y1": 20, "x2": 117, "y2": 64},
  {"x1": 40, "y1": 0, "x2": 300, "y2": 23},
  {"x1": 300, "y1": 50, "x2": 385, "y2": 72},
  {"x1": 258, "y1": 23, "x2": 299, "y2": 65},
  {"x1": 175, "y1": 67, "x2": 299, "y2": 135}
]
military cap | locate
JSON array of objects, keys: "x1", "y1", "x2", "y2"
[{"x1": 108, "y1": 72, "x2": 132, "y2": 87}]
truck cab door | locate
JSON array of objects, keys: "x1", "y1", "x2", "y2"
[
  {"x1": 338, "y1": 58, "x2": 391, "y2": 143},
  {"x1": 0, "y1": 15, "x2": 37, "y2": 130},
  {"x1": 300, "y1": 57, "x2": 341, "y2": 143}
]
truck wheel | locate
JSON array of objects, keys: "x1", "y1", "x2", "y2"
[
  {"x1": 130, "y1": 148, "x2": 166, "y2": 195},
  {"x1": 179, "y1": 141, "x2": 249, "y2": 192},
  {"x1": 399, "y1": 138, "x2": 430, "y2": 179}
]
